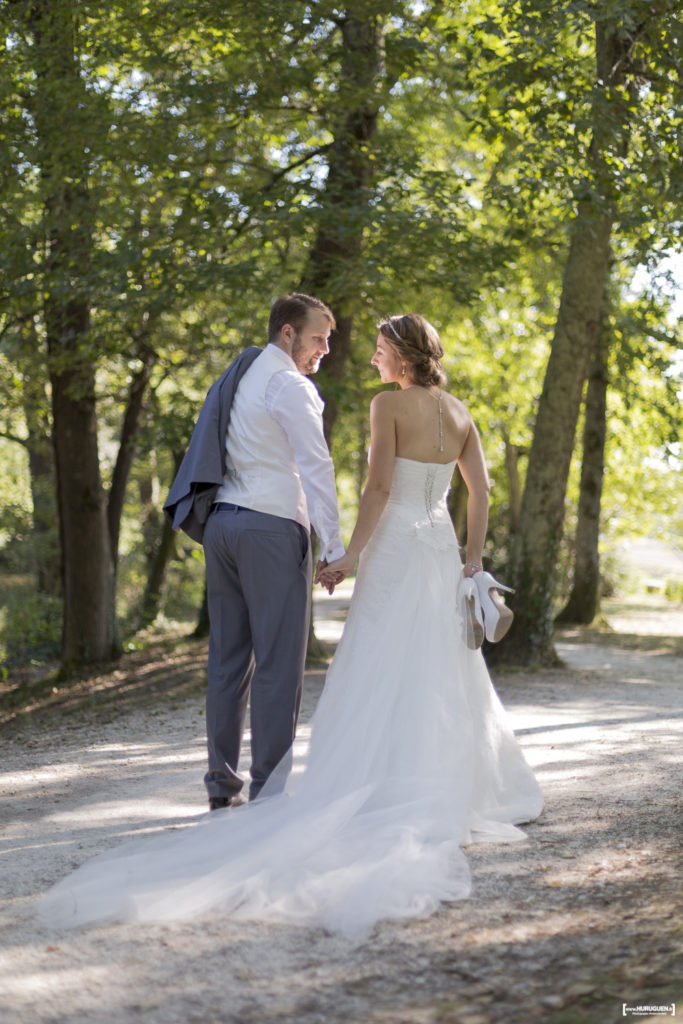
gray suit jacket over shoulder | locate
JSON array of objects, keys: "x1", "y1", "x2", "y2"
[{"x1": 163, "y1": 346, "x2": 262, "y2": 542}]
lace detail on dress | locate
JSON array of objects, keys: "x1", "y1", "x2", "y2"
[
  {"x1": 384, "y1": 458, "x2": 456, "y2": 551},
  {"x1": 424, "y1": 466, "x2": 437, "y2": 527}
]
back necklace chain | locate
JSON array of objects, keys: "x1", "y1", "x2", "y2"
[
  {"x1": 437, "y1": 389, "x2": 444, "y2": 452},
  {"x1": 404, "y1": 385, "x2": 444, "y2": 452}
]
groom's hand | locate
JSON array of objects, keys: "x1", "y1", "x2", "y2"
[
  {"x1": 317, "y1": 552, "x2": 353, "y2": 594},
  {"x1": 320, "y1": 573, "x2": 344, "y2": 595},
  {"x1": 316, "y1": 560, "x2": 338, "y2": 595},
  {"x1": 315, "y1": 559, "x2": 345, "y2": 595}
]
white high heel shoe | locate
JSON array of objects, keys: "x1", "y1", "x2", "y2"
[
  {"x1": 473, "y1": 571, "x2": 514, "y2": 642},
  {"x1": 460, "y1": 577, "x2": 485, "y2": 650}
]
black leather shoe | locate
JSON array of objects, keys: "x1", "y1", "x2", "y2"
[{"x1": 209, "y1": 797, "x2": 231, "y2": 810}]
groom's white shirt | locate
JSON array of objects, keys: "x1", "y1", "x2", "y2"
[{"x1": 215, "y1": 343, "x2": 345, "y2": 562}]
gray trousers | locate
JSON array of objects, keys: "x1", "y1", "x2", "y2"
[{"x1": 202, "y1": 504, "x2": 312, "y2": 801}]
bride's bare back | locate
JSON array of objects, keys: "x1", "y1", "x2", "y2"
[
  {"x1": 390, "y1": 386, "x2": 473, "y2": 465},
  {"x1": 357, "y1": 385, "x2": 490, "y2": 573}
]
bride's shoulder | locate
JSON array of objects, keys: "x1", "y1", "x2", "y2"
[
  {"x1": 370, "y1": 389, "x2": 402, "y2": 410},
  {"x1": 443, "y1": 391, "x2": 472, "y2": 417}
]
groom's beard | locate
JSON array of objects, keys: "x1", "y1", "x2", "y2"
[{"x1": 291, "y1": 333, "x2": 322, "y2": 375}]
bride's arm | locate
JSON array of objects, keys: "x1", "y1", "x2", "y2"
[
  {"x1": 319, "y1": 393, "x2": 395, "y2": 582},
  {"x1": 457, "y1": 419, "x2": 491, "y2": 576}
]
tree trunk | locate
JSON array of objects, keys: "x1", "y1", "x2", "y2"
[
  {"x1": 30, "y1": 0, "x2": 119, "y2": 668},
  {"x1": 499, "y1": 15, "x2": 633, "y2": 665},
  {"x1": 502, "y1": 429, "x2": 524, "y2": 540},
  {"x1": 296, "y1": 7, "x2": 385, "y2": 659},
  {"x1": 25, "y1": 403, "x2": 60, "y2": 596},
  {"x1": 139, "y1": 451, "x2": 182, "y2": 629},
  {"x1": 299, "y1": 7, "x2": 385, "y2": 441},
  {"x1": 556, "y1": 316, "x2": 609, "y2": 624},
  {"x1": 502, "y1": 208, "x2": 611, "y2": 663},
  {"x1": 49, "y1": 362, "x2": 119, "y2": 666},
  {"x1": 18, "y1": 333, "x2": 61, "y2": 594},
  {"x1": 140, "y1": 511, "x2": 178, "y2": 629},
  {"x1": 108, "y1": 344, "x2": 158, "y2": 569}
]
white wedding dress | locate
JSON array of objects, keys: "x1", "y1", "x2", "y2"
[{"x1": 37, "y1": 457, "x2": 543, "y2": 935}]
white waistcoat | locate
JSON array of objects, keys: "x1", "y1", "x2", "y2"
[{"x1": 215, "y1": 346, "x2": 309, "y2": 528}]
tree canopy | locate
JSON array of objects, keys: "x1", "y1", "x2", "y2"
[{"x1": 1, "y1": 0, "x2": 681, "y2": 670}]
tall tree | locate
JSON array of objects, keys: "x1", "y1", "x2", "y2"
[
  {"x1": 2, "y1": 0, "x2": 679, "y2": 664},
  {"x1": 0, "y1": 314, "x2": 60, "y2": 594},
  {"x1": 2, "y1": 0, "x2": 306, "y2": 663},
  {"x1": 18, "y1": 336, "x2": 60, "y2": 595},
  {"x1": 500, "y1": 2, "x2": 673, "y2": 663},
  {"x1": 556, "y1": 311, "x2": 609, "y2": 624},
  {"x1": 299, "y1": 3, "x2": 386, "y2": 439},
  {"x1": 28, "y1": 0, "x2": 119, "y2": 666}
]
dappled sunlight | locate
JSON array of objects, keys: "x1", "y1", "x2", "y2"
[
  {"x1": 503, "y1": 682, "x2": 681, "y2": 800},
  {"x1": 1, "y1": 746, "x2": 207, "y2": 794},
  {"x1": 0, "y1": 963, "x2": 112, "y2": 1004},
  {"x1": 84, "y1": 741, "x2": 203, "y2": 755},
  {"x1": 604, "y1": 604, "x2": 683, "y2": 637},
  {"x1": 0, "y1": 715, "x2": 324, "y2": 912},
  {"x1": 556, "y1": 639, "x2": 682, "y2": 680},
  {"x1": 618, "y1": 673, "x2": 681, "y2": 686},
  {"x1": 1, "y1": 0, "x2": 680, "y2": 1017},
  {"x1": 0, "y1": 927, "x2": 325, "y2": 1023},
  {"x1": 1, "y1": 586, "x2": 680, "y2": 1024},
  {"x1": 533, "y1": 760, "x2": 594, "y2": 780},
  {"x1": 312, "y1": 581, "x2": 356, "y2": 644},
  {"x1": 1, "y1": 599, "x2": 679, "y2": 1024},
  {"x1": 517, "y1": 709, "x2": 682, "y2": 739},
  {"x1": 444, "y1": 895, "x2": 651, "y2": 952},
  {"x1": 1, "y1": 762, "x2": 85, "y2": 790},
  {"x1": 0, "y1": 634, "x2": 210, "y2": 728},
  {"x1": 541, "y1": 846, "x2": 667, "y2": 891},
  {"x1": 47, "y1": 800, "x2": 203, "y2": 827}
]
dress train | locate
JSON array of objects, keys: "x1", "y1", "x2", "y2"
[{"x1": 37, "y1": 458, "x2": 543, "y2": 935}]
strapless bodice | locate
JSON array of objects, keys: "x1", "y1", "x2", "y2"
[
  {"x1": 388, "y1": 455, "x2": 456, "y2": 517},
  {"x1": 382, "y1": 456, "x2": 458, "y2": 549}
]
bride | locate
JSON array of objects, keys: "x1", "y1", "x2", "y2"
[{"x1": 37, "y1": 313, "x2": 543, "y2": 936}]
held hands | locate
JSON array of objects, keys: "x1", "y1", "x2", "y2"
[
  {"x1": 315, "y1": 553, "x2": 355, "y2": 595},
  {"x1": 314, "y1": 559, "x2": 342, "y2": 596}
]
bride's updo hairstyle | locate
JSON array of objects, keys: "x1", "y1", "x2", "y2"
[{"x1": 378, "y1": 314, "x2": 446, "y2": 387}]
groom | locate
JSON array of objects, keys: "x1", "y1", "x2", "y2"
[{"x1": 165, "y1": 293, "x2": 344, "y2": 809}]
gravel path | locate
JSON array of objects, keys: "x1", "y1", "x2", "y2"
[{"x1": 1, "y1": 596, "x2": 681, "y2": 1024}]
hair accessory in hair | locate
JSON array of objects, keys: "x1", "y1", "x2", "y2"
[{"x1": 382, "y1": 318, "x2": 403, "y2": 343}]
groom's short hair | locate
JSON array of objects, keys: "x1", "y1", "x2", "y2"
[{"x1": 268, "y1": 293, "x2": 336, "y2": 342}]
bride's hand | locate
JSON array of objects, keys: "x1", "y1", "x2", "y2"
[
  {"x1": 316, "y1": 552, "x2": 355, "y2": 594},
  {"x1": 325, "y1": 552, "x2": 356, "y2": 579},
  {"x1": 314, "y1": 559, "x2": 342, "y2": 595}
]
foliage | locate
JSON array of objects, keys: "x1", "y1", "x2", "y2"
[
  {"x1": 0, "y1": 578, "x2": 62, "y2": 669},
  {"x1": 0, "y1": 0, "x2": 680, "y2": 666}
]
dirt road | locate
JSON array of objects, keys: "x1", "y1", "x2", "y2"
[{"x1": 0, "y1": 596, "x2": 681, "y2": 1024}]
